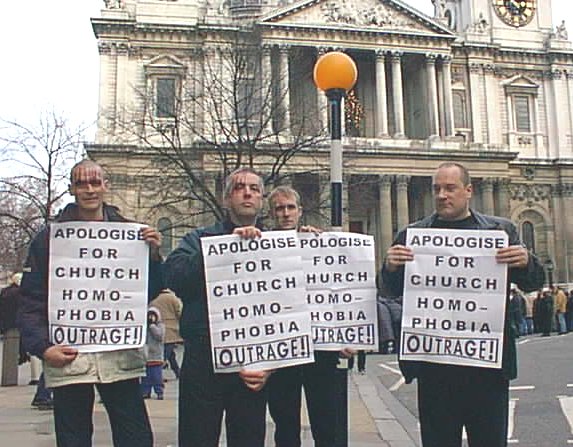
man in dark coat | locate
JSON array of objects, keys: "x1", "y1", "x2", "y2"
[{"x1": 380, "y1": 162, "x2": 544, "y2": 447}]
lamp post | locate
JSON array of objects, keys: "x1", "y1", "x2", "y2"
[
  {"x1": 313, "y1": 51, "x2": 357, "y2": 447},
  {"x1": 545, "y1": 258, "x2": 555, "y2": 288},
  {"x1": 313, "y1": 51, "x2": 358, "y2": 231}
]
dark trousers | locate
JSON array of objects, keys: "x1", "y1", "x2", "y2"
[
  {"x1": 140, "y1": 364, "x2": 163, "y2": 396},
  {"x1": 179, "y1": 338, "x2": 267, "y2": 447},
  {"x1": 268, "y1": 351, "x2": 339, "y2": 447},
  {"x1": 348, "y1": 350, "x2": 366, "y2": 372},
  {"x1": 164, "y1": 343, "x2": 180, "y2": 378},
  {"x1": 52, "y1": 378, "x2": 152, "y2": 447},
  {"x1": 417, "y1": 366, "x2": 509, "y2": 447}
]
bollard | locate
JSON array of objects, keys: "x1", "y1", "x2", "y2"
[{"x1": 1, "y1": 328, "x2": 20, "y2": 386}]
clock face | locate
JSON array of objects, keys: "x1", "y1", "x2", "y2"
[{"x1": 492, "y1": 0, "x2": 536, "y2": 28}]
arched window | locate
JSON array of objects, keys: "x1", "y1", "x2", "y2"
[
  {"x1": 522, "y1": 220, "x2": 535, "y2": 253},
  {"x1": 157, "y1": 217, "x2": 173, "y2": 258}
]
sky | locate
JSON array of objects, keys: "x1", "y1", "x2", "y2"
[{"x1": 0, "y1": 0, "x2": 572, "y2": 141}]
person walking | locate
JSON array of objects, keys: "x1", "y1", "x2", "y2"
[
  {"x1": 380, "y1": 162, "x2": 544, "y2": 447},
  {"x1": 553, "y1": 286, "x2": 568, "y2": 335},
  {"x1": 150, "y1": 288, "x2": 183, "y2": 379}
]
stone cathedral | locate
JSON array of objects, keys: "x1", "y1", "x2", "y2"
[{"x1": 86, "y1": 0, "x2": 573, "y2": 285}]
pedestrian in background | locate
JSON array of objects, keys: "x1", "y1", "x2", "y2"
[
  {"x1": 141, "y1": 307, "x2": 165, "y2": 400},
  {"x1": 553, "y1": 286, "x2": 568, "y2": 335},
  {"x1": 150, "y1": 288, "x2": 183, "y2": 379}
]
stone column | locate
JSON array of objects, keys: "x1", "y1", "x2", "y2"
[
  {"x1": 261, "y1": 44, "x2": 273, "y2": 134},
  {"x1": 379, "y1": 175, "x2": 394, "y2": 260},
  {"x1": 426, "y1": 54, "x2": 440, "y2": 137},
  {"x1": 561, "y1": 185, "x2": 573, "y2": 283},
  {"x1": 375, "y1": 49, "x2": 389, "y2": 137},
  {"x1": 396, "y1": 175, "x2": 410, "y2": 229},
  {"x1": 279, "y1": 45, "x2": 291, "y2": 134},
  {"x1": 468, "y1": 63, "x2": 483, "y2": 143},
  {"x1": 481, "y1": 178, "x2": 495, "y2": 215},
  {"x1": 342, "y1": 175, "x2": 350, "y2": 231},
  {"x1": 390, "y1": 51, "x2": 405, "y2": 137},
  {"x1": 116, "y1": 43, "x2": 129, "y2": 123},
  {"x1": 96, "y1": 42, "x2": 113, "y2": 140},
  {"x1": 441, "y1": 55, "x2": 455, "y2": 137},
  {"x1": 316, "y1": 47, "x2": 329, "y2": 133},
  {"x1": 495, "y1": 178, "x2": 510, "y2": 218}
]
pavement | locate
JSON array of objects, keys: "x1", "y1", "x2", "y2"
[{"x1": 0, "y1": 347, "x2": 420, "y2": 446}]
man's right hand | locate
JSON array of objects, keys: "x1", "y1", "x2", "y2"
[
  {"x1": 385, "y1": 244, "x2": 414, "y2": 272},
  {"x1": 43, "y1": 345, "x2": 78, "y2": 368}
]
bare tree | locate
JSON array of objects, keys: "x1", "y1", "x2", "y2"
[
  {"x1": 0, "y1": 111, "x2": 86, "y2": 275},
  {"x1": 101, "y1": 36, "x2": 329, "y2": 231}
]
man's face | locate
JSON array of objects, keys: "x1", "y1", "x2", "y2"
[
  {"x1": 432, "y1": 165, "x2": 472, "y2": 221},
  {"x1": 69, "y1": 164, "x2": 108, "y2": 213},
  {"x1": 225, "y1": 172, "x2": 263, "y2": 223},
  {"x1": 271, "y1": 193, "x2": 302, "y2": 230}
]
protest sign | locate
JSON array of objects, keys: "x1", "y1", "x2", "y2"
[
  {"x1": 201, "y1": 230, "x2": 313, "y2": 373},
  {"x1": 48, "y1": 222, "x2": 149, "y2": 352},
  {"x1": 299, "y1": 232, "x2": 378, "y2": 350},
  {"x1": 400, "y1": 228, "x2": 508, "y2": 368}
]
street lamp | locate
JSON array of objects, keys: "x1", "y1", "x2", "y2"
[
  {"x1": 544, "y1": 258, "x2": 555, "y2": 288},
  {"x1": 313, "y1": 51, "x2": 358, "y2": 230},
  {"x1": 313, "y1": 51, "x2": 357, "y2": 447}
]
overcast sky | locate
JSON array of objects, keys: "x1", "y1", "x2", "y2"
[{"x1": 1, "y1": 0, "x2": 572, "y2": 141}]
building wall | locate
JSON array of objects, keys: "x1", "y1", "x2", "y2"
[{"x1": 87, "y1": 0, "x2": 573, "y2": 285}]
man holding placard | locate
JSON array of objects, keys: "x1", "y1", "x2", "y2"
[
  {"x1": 266, "y1": 185, "x2": 340, "y2": 447},
  {"x1": 164, "y1": 167, "x2": 272, "y2": 447},
  {"x1": 18, "y1": 160, "x2": 163, "y2": 447},
  {"x1": 380, "y1": 162, "x2": 544, "y2": 447}
]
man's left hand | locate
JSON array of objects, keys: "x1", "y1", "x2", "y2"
[
  {"x1": 141, "y1": 227, "x2": 162, "y2": 248},
  {"x1": 238, "y1": 369, "x2": 273, "y2": 392},
  {"x1": 233, "y1": 226, "x2": 261, "y2": 239},
  {"x1": 496, "y1": 245, "x2": 529, "y2": 268}
]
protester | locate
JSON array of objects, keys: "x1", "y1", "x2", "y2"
[
  {"x1": 509, "y1": 286, "x2": 527, "y2": 336},
  {"x1": 18, "y1": 159, "x2": 163, "y2": 447},
  {"x1": 524, "y1": 291, "x2": 536, "y2": 335},
  {"x1": 164, "y1": 167, "x2": 271, "y2": 447},
  {"x1": 150, "y1": 288, "x2": 183, "y2": 379},
  {"x1": 141, "y1": 307, "x2": 165, "y2": 400},
  {"x1": 265, "y1": 185, "x2": 341, "y2": 447},
  {"x1": 380, "y1": 162, "x2": 544, "y2": 447}
]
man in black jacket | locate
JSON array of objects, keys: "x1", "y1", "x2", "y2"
[
  {"x1": 18, "y1": 160, "x2": 163, "y2": 447},
  {"x1": 164, "y1": 167, "x2": 271, "y2": 447},
  {"x1": 380, "y1": 162, "x2": 544, "y2": 447}
]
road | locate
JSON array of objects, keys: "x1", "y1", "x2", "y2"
[{"x1": 370, "y1": 332, "x2": 573, "y2": 447}]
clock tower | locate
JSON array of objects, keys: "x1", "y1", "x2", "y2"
[{"x1": 437, "y1": 0, "x2": 554, "y2": 48}]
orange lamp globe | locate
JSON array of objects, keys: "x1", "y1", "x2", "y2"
[{"x1": 313, "y1": 51, "x2": 358, "y2": 92}]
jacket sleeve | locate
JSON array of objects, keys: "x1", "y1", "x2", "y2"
[
  {"x1": 504, "y1": 222, "x2": 545, "y2": 293},
  {"x1": 378, "y1": 229, "x2": 408, "y2": 298},
  {"x1": 163, "y1": 230, "x2": 205, "y2": 306},
  {"x1": 17, "y1": 231, "x2": 51, "y2": 359}
]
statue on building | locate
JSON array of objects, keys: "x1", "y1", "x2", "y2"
[
  {"x1": 103, "y1": 0, "x2": 123, "y2": 8},
  {"x1": 556, "y1": 20, "x2": 568, "y2": 40},
  {"x1": 467, "y1": 12, "x2": 489, "y2": 33},
  {"x1": 432, "y1": 0, "x2": 447, "y2": 18}
]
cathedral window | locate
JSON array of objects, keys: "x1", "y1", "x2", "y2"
[
  {"x1": 513, "y1": 94, "x2": 531, "y2": 132},
  {"x1": 156, "y1": 77, "x2": 177, "y2": 118},
  {"x1": 521, "y1": 220, "x2": 535, "y2": 253}
]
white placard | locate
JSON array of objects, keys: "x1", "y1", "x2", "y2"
[
  {"x1": 48, "y1": 222, "x2": 149, "y2": 352},
  {"x1": 299, "y1": 232, "x2": 379, "y2": 351},
  {"x1": 400, "y1": 228, "x2": 508, "y2": 368},
  {"x1": 201, "y1": 231, "x2": 313, "y2": 373}
]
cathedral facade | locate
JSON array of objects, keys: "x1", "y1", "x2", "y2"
[{"x1": 86, "y1": 0, "x2": 573, "y2": 285}]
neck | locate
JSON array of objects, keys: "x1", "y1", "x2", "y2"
[
  {"x1": 77, "y1": 207, "x2": 105, "y2": 221},
  {"x1": 228, "y1": 212, "x2": 257, "y2": 227}
]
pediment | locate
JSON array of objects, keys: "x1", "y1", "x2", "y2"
[
  {"x1": 145, "y1": 54, "x2": 186, "y2": 69},
  {"x1": 501, "y1": 75, "x2": 539, "y2": 89},
  {"x1": 259, "y1": 0, "x2": 454, "y2": 37}
]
